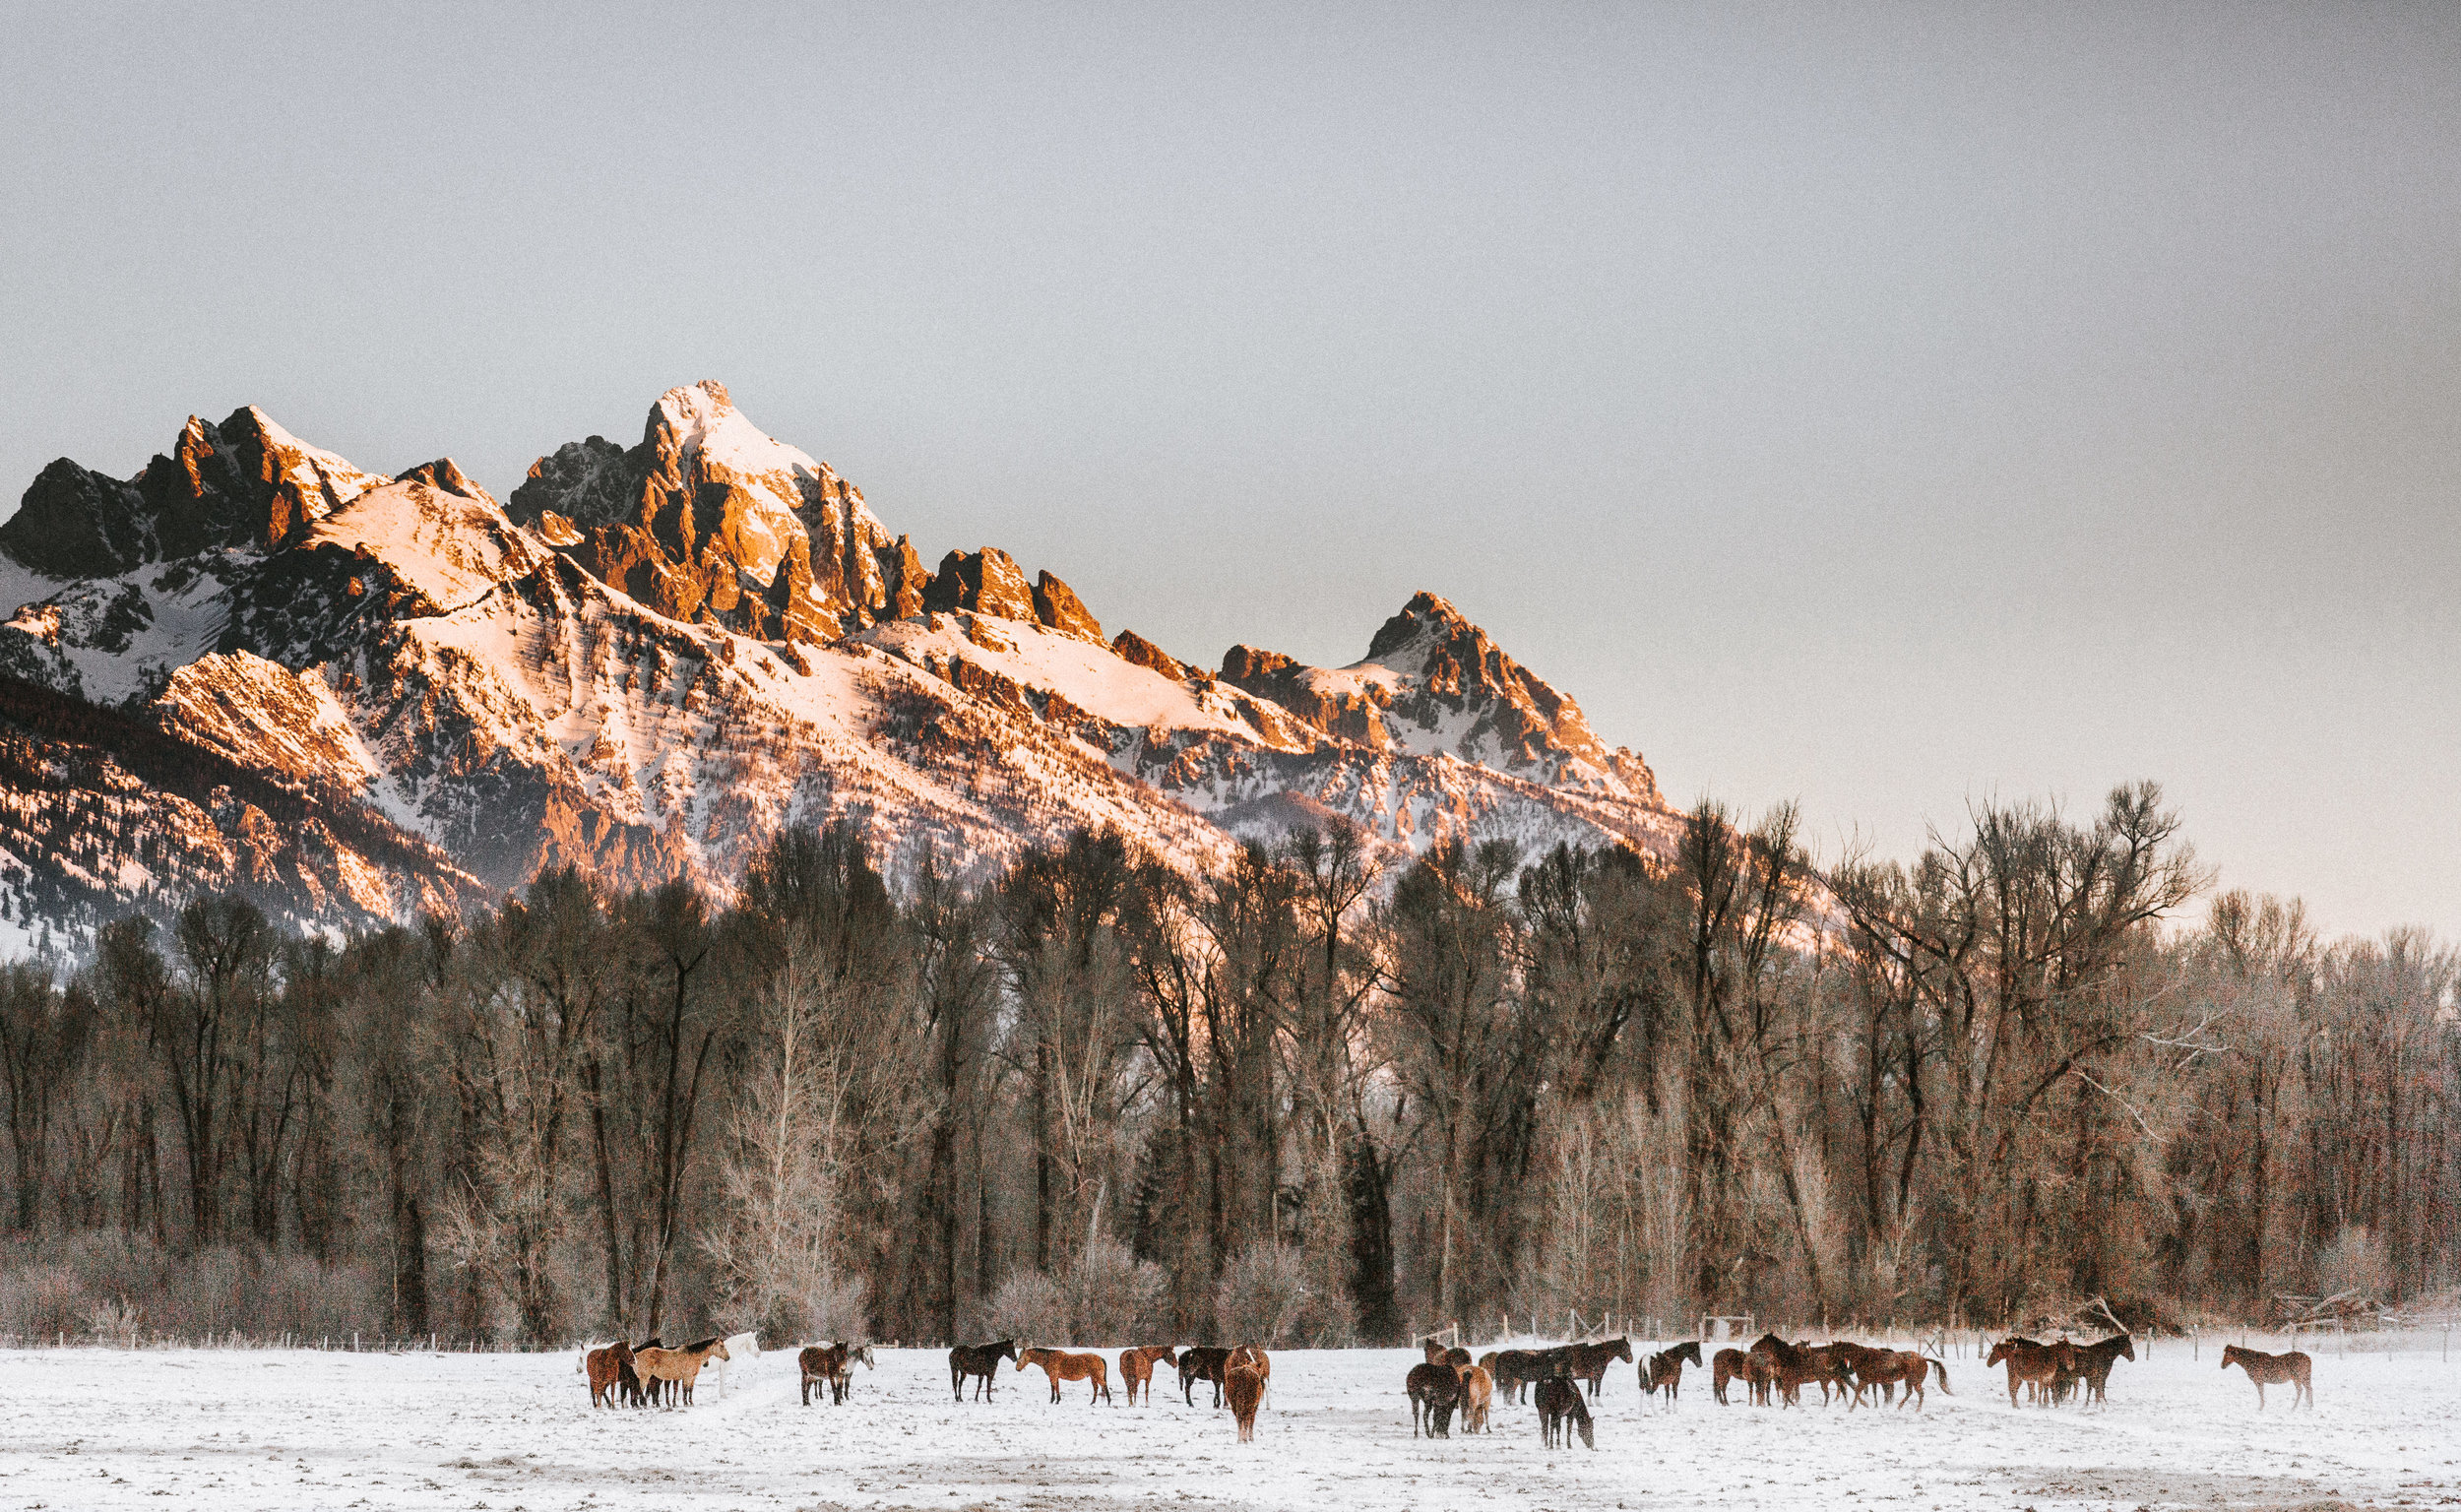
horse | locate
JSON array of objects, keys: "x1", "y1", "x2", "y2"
[
  {"x1": 1564, "y1": 1337, "x2": 1633, "y2": 1397},
  {"x1": 1986, "y1": 1337, "x2": 2077, "y2": 1408},
  {"x1": 1180, "y1": 1346, "x2": 1234, "y2": 1408},
  {"x1": 1851, "y1": 1349, "x2": 1949, "y2": 1410},
  {"x1": 632, "y1": 1336, "x2": 729, "y2": 1406},
  {"x1": 1118, "y1": 1345, "x2": 1178, "y2": 1405},
  {"x1": 951, "y1": 1340, "x2": 1020, "y2": 1401},
  {"x1": 715, "y1": 1330, "x2": 762, "y2": 1396},
  {"x1": 1226, "y1": 1357, "x2": 1267, "y2": 1442},
  {"x1": 580, "y1": 1341, "x2": 640, "y2": 1409},
  {"x1": 1642, "y1": 1341, "x2": 1701, "y2": 1403},
  {"x1": 1490, "y1": 1349, "x2": 1550, "y2": 1404},
  {"x1": 1228, "y1": 1344, "x2": 1272, "y2": 1402},
  {"x1": 1421, "y1": 1339, "x2": 1472, "y2": 1367},
  {"x1": 1712, "y1": 1346, "x2": 1748, "y2": 1405},
  {"x1": 1798, "y1": 1342, "x2": 1863, "y2": 1406},
  {"x1": 799, "y1": 1343, "x2": 849, "y2": 1406},
  {"x1": 1020, "y1": 1347, "x2": 1113, "y2": 1405},
  {"x1": 1407, "y1": 1360, "x2": 1462, "y2": 1438},
  {"x1": 1459, "y1": 1364, "x2": 1494, "y2": 1432},
  {"x1": 1536, "y1": 1374, "x2": 1595, "y2": 1449},
  {"x1": 631, "y1": 1337, "x2": 664, "y2": 1404},
  {"x1": 2066, "y1": 1334, "x2": 2133, "y2": 1406},
  {"x1": 1745, "y1": 1334, "x2": 1825, "y2": 1407},
  {"x1": 2221, "y1": 1345, "x2": 2312, "y2": 1410}
]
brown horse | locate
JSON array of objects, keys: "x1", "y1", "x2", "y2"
[
  {"x1": 581, "y1": 1341, "x2": 641, "y2": 1409},
  {"x1": 799, "y1": 1343, "x2": 849, "y2": 1406},
  {"x1": 950, "y1": 1340, "x2": 1019, "y2": 1401},
  {"x1": 1745, "y1": 1334, "x2": 1828, "y2": 1407},
  {"x1": 1490, "y1": 1349, "x2": 1550, "y2": 1404},
  {"x1": 2065, "y1": 1334, "x2": 2134, "y2": 1406},
  {"x1": 1118, "y1": 1345, "x2": 1177, "y2": 1405},
  {"x1": 1458, "y1": 1364, "x2": 1494, "y2": 1432},
  {"x1": 1407, "y1": 1360, "x2": 1462, "y2": 1437},
  {"x1": 1853, "y1": 1350, "x2": 1950, "y2": 1410},
  {"x1": 1712, "y1": 1346, "x2": 1748, "y2": 1405},
  {"x1": 1986, "y1": 1338, "x2": 2077, "y2": 1407},
  {"x1": 1229, "y1": 1345, "x2": 1272, "y2": 1389},
  {"x1": 1642, "y1": 1341, "x2": 1700, "y2": 1403},
  {"x1": 1020, "y1": 1347, "x2": 1113, "y2": 1405},
  {"x1": 1226, "y1": 1358, "x2": 1266, "y2": 1442},
  {"x1": 633, "y1": 1337, "x2": 729, "y2": 1406},
  {"x1": 1564, "y1": 1337, "x2": 1634, "y2": 1397},
  {"x1": 1180, "y1": 1346, "x2": 1234, "y2": 1408},
  {"x1": 2221, "y1": 1345, "x2": 2312, "y2": 1410},
  {"x1": 1536, "y1": 1374, "x2": 1595, "y2": 1449}
]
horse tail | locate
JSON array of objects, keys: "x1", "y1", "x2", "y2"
[{"x1": 1930, "y1": 1358, "x2": 1951, "y2": 1394}]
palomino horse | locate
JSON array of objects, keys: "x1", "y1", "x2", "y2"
[
  {"x1": 580, "y1": 1341, "x2": 641, "y2": 1409},
  {"x1": 2221, "y1": 1345, "x2": 2313, "y2": 1410},
  {"x1": 1642, "y1": 1341, "x2": 1702, "y2": 1403},
  {"x1": 633, "y1": 1337, "x2": 729, "y2": 1406},
  {"x1": 1118, "y1": 1346, "x2": 1177, "y2": 1405},
  {"x1": 1020, "y1": 1347, "x2": 1113, "y2": 1405},
  {"x1": 1226, "y1": 1356, "x2": 1267, "y2": 1442},
  {"x1": 1406, "y1": 1359, "x2": 1462, "y2": 1438},
  {"x1": 1179, "y1": 1346, "x2": 1234, "y2": 1408},
  {"x1": 1564, "y1": 1337, "x2": 1634, "y2": 1397},
  {"x1": 1536, "y1": 1375, "x2": 1595, "y2": 1448},
  {"x1": 950, "y1": 1340, "x2": 1020, "y2": 1401},
  {"x1": 1986, "y1": 1338, "x2": 2078, "y2": 1407},
  {"x1": 1458, "y1": 1364, "x2": 1494, "y2": 1433}
]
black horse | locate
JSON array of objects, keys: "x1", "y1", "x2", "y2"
[
  {"x1": 1178, "y1": 1346, "x2": 1235, "y2": 1408},
  {"x1": 1489, "y1": 1348, "x2": 1551, "y2": 1404},
  {"x1": 1536, "y1": 1375, "x2": 1595, "y2": 1448},
  {"x1": 950, "y1": 1339, "x2": 1020, "y2": 1401},
  {"x1": 1407, "y1": 1360, "x2": 1462, "y2": 1438}
]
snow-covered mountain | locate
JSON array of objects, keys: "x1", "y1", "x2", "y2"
[{"x1": 0, "y1": 381, "x2": 1676, "y2": 958}]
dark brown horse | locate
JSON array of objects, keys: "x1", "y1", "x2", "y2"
[
  {"x1": 2065, "y1": 1334, "x2": 2134, "y2": 1405},
  {"x1": 1020, "y1": 1347, "x2": 1113, "y2": 1405},
  {"x1": 950, "y1": 1340, "x2": 1020, "y2": 1401},
  {"x1": 1118, "y1": 1345, "x2": 1177, "y2": 1405},
  {"x1": 1490, "y1": 1349, "x2": 1550, "y2": 1404},
  {"x1": 1642, "y1": 1341, "x2": 1701, "y2": 1402},
  {"x1": 1536, "y1": 1374, "x2": 1595, "y2": 1449},
  {"x1": 1407, "y1": 1360, "x2": 1463, "y2": 1437},
  {"x1": 1986, "y1": 1337, "x2": 2078, "y2": 1407},
  {"x1": 1564, "y1": 1337, "x2": 1634, "y2": 1397},
  {"x1": 799, "y1": 1343, "x2": 849, "y2": 1406},
  {"x1": 2221, "y1": 1345, "x2": 2312, "y2": 1410},
  {"x1": 1180, "y1": 1346, "x2": 1235, "y2": 1408}
]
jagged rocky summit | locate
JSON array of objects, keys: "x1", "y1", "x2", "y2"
[{"x1": 0, "y1": 380, "x2": 1672, "y2": 958}]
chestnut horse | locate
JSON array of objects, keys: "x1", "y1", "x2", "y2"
[
  {"x1": 1642, "y1": 1341, "x2": 1701, "y2": 1403},
  {"x1": 1118, "y1": 1345, "x2": 1177, "y2": 1405},
  {"x1": 632, "y1": 1337, "x2": 729, "y2": 1406},
  {"x1": 1226, "y1": 1357, "x2": 1266, "y2": 1442},
  {"x1": 1020, "y1": 1347, "x2": 1113, "y2": 1405},
  {"x1": 1712, "y1": 1346, "x2": 1749, "y2": 1405},
  {"x1": 1536, "y1": 1375, "x2": 1595, "y2": 1448},
  {"x1": 950, "y1": 1339, "x2": 1020, "y2": 1401},
  {"x1": 581, "y1": 1341, "x2": 641, "y2": 1409},
  {"x1": 1459, "y1": 1364, "x2": 1494, "y2": 1432},
  {"x1": 1986, "y1": 1338, "x2": 2077, "y2": 1408},
  {"x1": 2221, "y1": 1345, "x2": 2312, "y2": 1410},
  {"x1": 1407, "y1": 1360, "x2": 1462, "y2": 1437},
  {"x1": 1853, "y1": 1349, "x2": 1950, "y2": 1410}
]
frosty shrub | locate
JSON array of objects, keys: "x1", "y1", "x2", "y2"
[
  {"x1": 0, "y1": 1263, "x2": 93, "y2": 1341},
  {"x1": 2316, "y1": 1225, "x2": 2393, "y2": 1300},
  {"x1": 1214, "y1": 1242, "x2": 1312, "y2": 1347},
  {"x1": 984, "y1": 1269, "x2": 1069, "y2": 1346},
  {"x1": 0, "y1": 1235, "x2": 379, "y2": 1343},
  {"x1": 1067, "y1": 1240, "x2": 1166, "y2": 1344}
]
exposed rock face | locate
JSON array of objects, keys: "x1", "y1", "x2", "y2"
[
  {"x1": 506, "y1": 381, "x2": 899, "y2": 642},
  {"x1": 0, "y1": 408, "x2": 387, "y2": 580},
  {"x1": 1031, "y1": 571, "x2": 1103, "y2": 641},
  {"x1": 0, "y1": 382, "x2": 1676, "y2": 959},
  {"x1": 923, "y1": 547, "x2": 1037, "y2": 621},
  {"x1": 1111, "y1": 629, "x2": 1187, "y2": 681}
]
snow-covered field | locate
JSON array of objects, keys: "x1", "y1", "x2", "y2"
[{"x1": 1, "y1": 1338, "x2": 2453, "y2": 1511}]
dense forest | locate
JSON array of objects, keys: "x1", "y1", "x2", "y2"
[{"x1": 0, "y1": 782, "x2": 2453, "y2": 1350}]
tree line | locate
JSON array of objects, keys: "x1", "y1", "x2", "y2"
[{"x1": 0, "y1": 782, "x2": 2452, "y2": 1348}]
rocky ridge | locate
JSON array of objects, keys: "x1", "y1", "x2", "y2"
[{"x1": 0, "y1": 383, "x2": 1674, "y2": 958}]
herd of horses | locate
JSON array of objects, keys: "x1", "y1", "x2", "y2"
[{"x1": 580, "y1": 1326, "x2": 2319, "y2": 1430}]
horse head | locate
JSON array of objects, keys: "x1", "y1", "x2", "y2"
[
  {"x1": 1986, "y1": 1341, "x2": 2009, "y2": 1366},
  {"x1": 2116, "y1": 1335, "x2": 2137, "y2": 1361},
  {"x1": 855, "y1": 1345, "x2": 876, "y2": 1368},
  {"x1": 1610, "y1": 1337, "x2": 1633, "y2": 1363},
  {"x1": 1678, "y1": 1341, "x2": 1703, "y2": 1367}
]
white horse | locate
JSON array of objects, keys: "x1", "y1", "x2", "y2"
[{"x1": 716, "y1": 1330, "x2": 763, "y2": 1396}]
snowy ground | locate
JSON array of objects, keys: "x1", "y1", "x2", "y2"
[{"x1": 0, "y1": 1337, "x2": 2453, "y2": 1511}]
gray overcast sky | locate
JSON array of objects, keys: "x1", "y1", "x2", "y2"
[{"x1": 3, "y1": 3, "x2": 2454, "y2": 940}]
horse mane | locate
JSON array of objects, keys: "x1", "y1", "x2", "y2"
[{"x1": 679, "y1": 1335, "x2": 724, "y2": 1353}]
